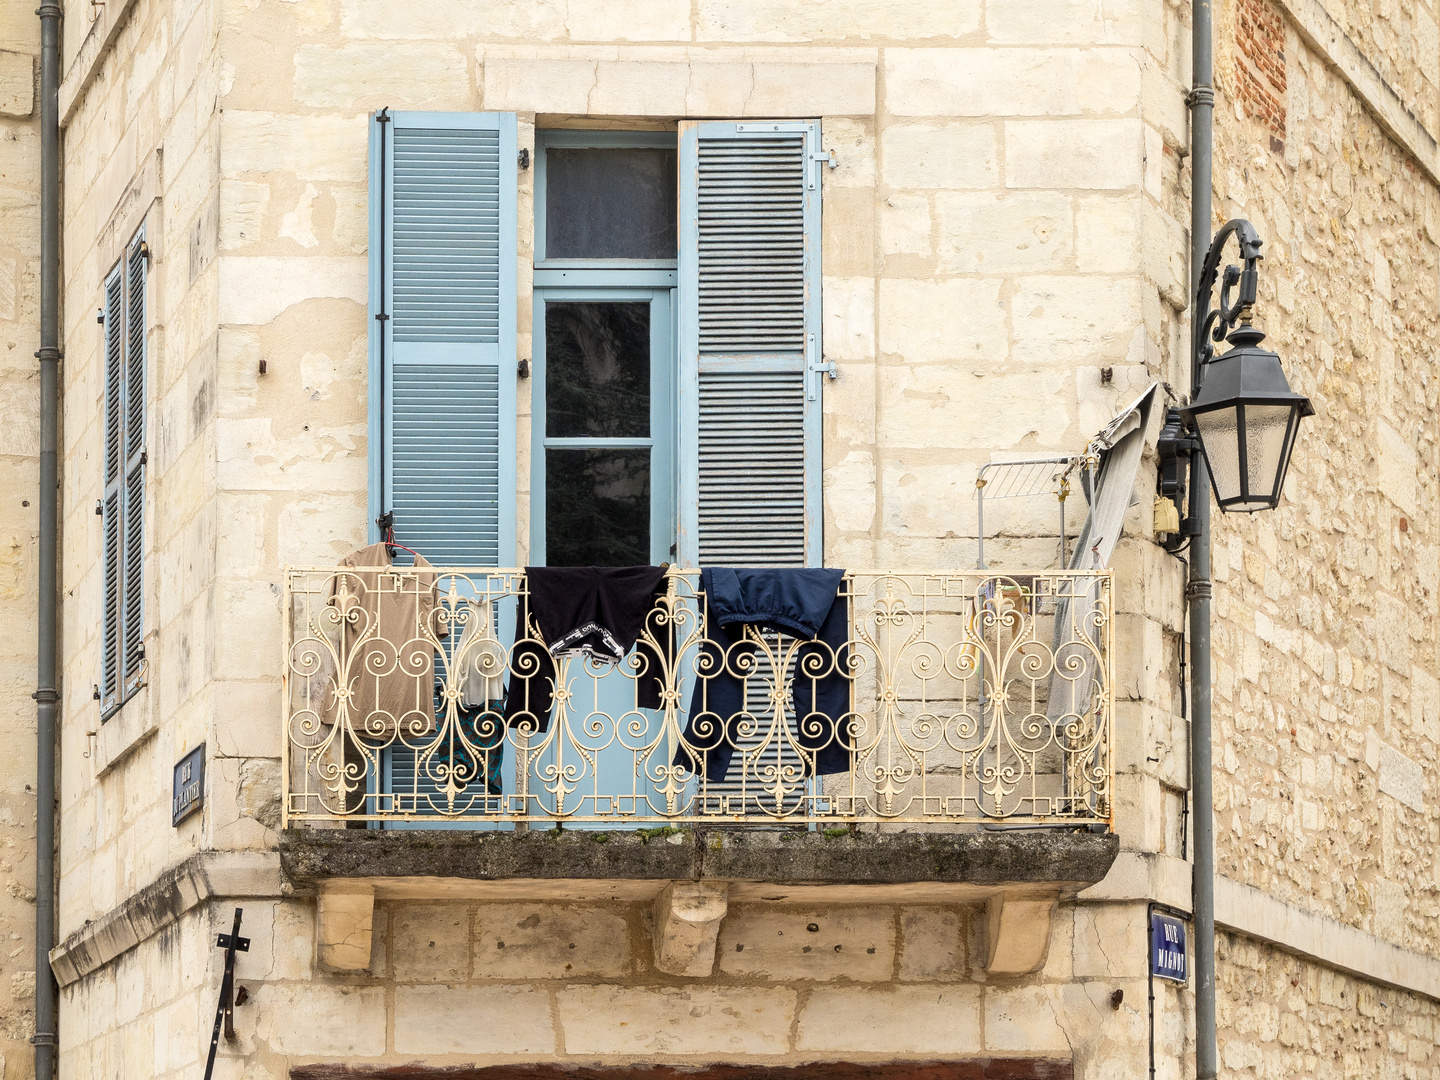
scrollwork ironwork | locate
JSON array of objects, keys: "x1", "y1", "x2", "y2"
[{"x1": 281, "y1": 567, "x2": 1113, "y2": 827}]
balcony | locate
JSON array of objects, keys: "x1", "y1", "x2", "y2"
[
  {"x1": 282, "y1": 567, "x2": 1114, "y2": 829},
  {"x1": 279, "y1": 566, "x2": 1118, "y2": 972}
]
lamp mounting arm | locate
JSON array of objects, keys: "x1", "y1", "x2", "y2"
[{"x1": 1194, "y1": 218, "x2": 1263, "y2": 370}]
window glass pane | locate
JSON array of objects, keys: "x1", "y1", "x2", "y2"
[
  {"x1": 545, "y1": 147, "x2": 678, "y2": 260},
  {"x1": 546, "y1": 448, "x2": 651, "y2": 566},
  {"x1": 546, "y1": 302, "x2": 650, "y2": 438}
]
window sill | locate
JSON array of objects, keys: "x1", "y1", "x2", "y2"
[{"x1": 94, "y1": 681, "x2": 156, "y2": 777}]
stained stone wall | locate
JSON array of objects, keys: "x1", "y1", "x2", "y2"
[
  {"x1": 57, "y1": 897, "x2": 1177, "y2": 1079},
  {"x1": 39, "y1": 0, "x2": 1440, "y2": 1079},
  {"x1": 1207, "y1": 0, "x2": 1440, "y2": 958},
  {"x1": 0, "y1": 3, "x2": 39, "y2": 1076},
  {"x1": 56, "y1": 0, "x2": 225, "y2": 940}
]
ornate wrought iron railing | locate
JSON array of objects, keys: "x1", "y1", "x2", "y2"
[{"x1": 282, "y1": 568, "x2": 1113, "y2": 827}]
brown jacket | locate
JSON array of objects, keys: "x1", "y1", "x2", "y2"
[{"x1": 321, "y1": 542, "x2": 445, "y2": 741}]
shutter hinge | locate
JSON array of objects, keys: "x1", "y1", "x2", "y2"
[
  {"x1": 95, "y1": 500, "x2": 103, "y2": 516},
  {"x1": 806, "y1": 333, "x2": 836, "y2": 400},
  {"x1": 808, "y1": 148, "x2": 837, "y2": 188},
  {"x1": 139, "y1": 450, "x2": 148, "y2": 466},
  {"x1": 97, "y1": 307, "x2": 105, "y2": 324},
  {"x1": 376, "y1": 107, "x2": 391, "y2": 124},
  {"x1": 518, "y1": 148, "x2": 530, "y2": 169}
]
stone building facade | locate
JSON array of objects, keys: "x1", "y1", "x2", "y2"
[
  {"x1": 0, "y1": 0, "x2": 1432, "y2": 1077},
  {"x1": 0, "y1": 5, "x2": 41, "y2": 1079}
]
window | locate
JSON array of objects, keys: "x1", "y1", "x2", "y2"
[
  {"x1": 100, "y1": 230, "x2": 147, "y2": 719},
  {"x1": 541, "y1": 142, "x2": 677, "y2": 262},
  {"x1": 366, "y1": 113, "x2": 828, "y2": 823},
  {"x1": 532, "y1": 131, "x2": 678, "y2": 567},
  {"x1": 369, "y1": 114, "x2": 826, "y2": 570}
]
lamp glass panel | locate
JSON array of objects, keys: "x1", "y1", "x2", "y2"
[
  {"x1": 1244, "y1": 404, "x2": 1295, "y2": 506},
  {"x1": 1193, "y1": 406, "x2": 1244, "y2": 504}
]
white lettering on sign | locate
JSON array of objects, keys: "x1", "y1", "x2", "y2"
[{"x1": 1151, "y1": 913, "x2": 1188, "y2": 983}]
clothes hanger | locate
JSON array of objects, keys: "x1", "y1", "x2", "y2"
[{"x1": 375, "y1": 512, "x2": 422, "y2": 562}]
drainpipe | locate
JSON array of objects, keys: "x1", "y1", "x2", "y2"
[
  {"x1": 34, "y1": 2, "x2": 62, "y2": 1078},
  {"x1": 1188, "y1": 0, "x2": 1218, "y2": 1077}
]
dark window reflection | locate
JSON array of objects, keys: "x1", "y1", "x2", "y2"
[
  {"x1": 546, "y1": 147, "x2": 678, "y2": 260},
  {"x1": 546, "y1": 448, "x2": 650, "y2": 566},
  {"x1": 546, "y1": 302, "x2": 650, "y2": 438}
]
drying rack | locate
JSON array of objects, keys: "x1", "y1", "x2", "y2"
[{"x1": 974, "y1": 454, "x2": 1098, "y2": 570}]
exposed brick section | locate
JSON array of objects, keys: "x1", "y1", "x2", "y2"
[{"x1": 1235, "y1": 0, "x2": 1288, "y2": 144}]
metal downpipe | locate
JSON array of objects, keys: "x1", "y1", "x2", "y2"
[
  {"x1": 1188, "y1": 0, "x2": 1218, "y2": 1076},
  {"x1": 35, "y1": 2, "x2": 62, "y2": 1077}
]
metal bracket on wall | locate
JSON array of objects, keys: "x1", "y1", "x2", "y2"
[{"x1": 203, "y1": 907, "x2": 250, "y2": 1080}]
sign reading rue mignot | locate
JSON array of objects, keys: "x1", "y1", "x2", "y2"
[
  {"x1": 1150, "y1": 911, "x2": 1188, "y2": 983},
  {"x1": 173, "y1": 745, "x2": 205, "y2": 826}
]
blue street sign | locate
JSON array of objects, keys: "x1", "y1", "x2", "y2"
[
  {"x1": 173, "y1": 745, "x2": 205, "y2": 826},
  {"x1": 1150, "y1": 912, "x2": 1187, "y2": 983}
]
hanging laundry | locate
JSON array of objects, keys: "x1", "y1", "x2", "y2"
[
  {"x1": 680, "y1": 567, "x2": 851, "y2": 782},
  {"x1": 454, "y1": 597, "x2": 506, "y2": 709},
  {"x1": 503, "y1": 566, "x2": 670, "y2": 732},
  {"x1": 320, "y1": 541, "x2": 445, "y2": 740}
]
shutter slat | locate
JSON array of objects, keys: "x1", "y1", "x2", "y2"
[
  {"x1": 698, "y1": 369, "x2": 807, "y2": 565},
  {"x1": 125, "y1": 243, "x2": 146, "y2": 457},
  {"x1": 390, "y1": 363, "x2": 502, "y2": 566},
  {"x1": 101, "y1": 490, "x2": 121, "y2": 705},
  {"x1": 103, "y1": 274, "x2": 124, "y2": 485},
  {"x1": 391, "y1": 126, "x2": 503, "y2": 345},
  {"x1": 122, "y1": 463, "x2": 144, "y2": 675}
]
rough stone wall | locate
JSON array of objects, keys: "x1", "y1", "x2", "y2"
[
  {"x1": 56, "y1": 0, "x2": 223, "y2": 940},
  {"x1": 58, "y1": 896, "x2": 1172, "y2": 1080},
  {"x1": 0, "y1": 4, "x2": 40, "y2": 1075},
  {"x1": 1216, "y1": 930, "x2": 1440, "y2": 1080},
  {"x1": 1208, "y1": 0, "x2": 1440, "y2": 957},
  {"x1": 1312, "y1": 0, "x2": 1440, "y2": 137}
]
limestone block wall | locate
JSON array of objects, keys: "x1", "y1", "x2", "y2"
[
  {"x1": 56, "y1": 0, "x2": 223, "y2": 939},
  {"x1": 57, "y1": 896, "x2": 1176, "y2": 1080},
  {"x1": 0, "y1": 2, "x2": 40, "y2": 1072},
  {"x1": 1205, "y1": 0, "x2": 1440, "y2": 958}
]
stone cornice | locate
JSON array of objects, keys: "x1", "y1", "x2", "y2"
[
  {"x1": 58, "y1": 0, "x2": 138, "y2": 129},
  {"x1": 47, "y1": 850, "x2": 283, "y2": 987}
]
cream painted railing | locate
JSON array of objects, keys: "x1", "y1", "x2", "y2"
[{"x1": 282, "y1": 568, "x2": 1113, "y2": 827}]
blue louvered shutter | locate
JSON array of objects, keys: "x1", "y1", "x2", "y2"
[
  {"x1": 677, "y1": 120, "x2": 824, "y2": 567},
  {"x1": 100, "y1": 266, "x2": 124, "y2": 713},
  {"x1": 100, "y1": 232, "x2": 147, "y2": 718},
  {"x1": 370, "y1": 111, "x2": 518, "y2": 567},
  {"x1": 121, "y1": 237, "x2": 147, "y2": 684}
]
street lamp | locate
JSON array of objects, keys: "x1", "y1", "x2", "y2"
[
  {"x1": 1158, "y1": 217, "x2": 1313, "y2": 1080},
  {"x1": 1158, "y1": 219, "x2": 1314, "y2": 531}
]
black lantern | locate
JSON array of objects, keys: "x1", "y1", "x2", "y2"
[{"x1": 1181, "y1": 323, "x2": 1313, "y2": 512}]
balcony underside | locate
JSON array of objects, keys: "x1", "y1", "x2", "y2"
[{"x1": 279, "y1": 826, "x2": 1119, "y2": 901}]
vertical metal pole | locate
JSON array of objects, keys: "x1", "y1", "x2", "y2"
[
  {"x1": 35, "y1": 3, "x2": 63, "y2": 1077},
  {"x1": 1188, "y1": 0, "x2": 1218, "y2": 1075}
]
